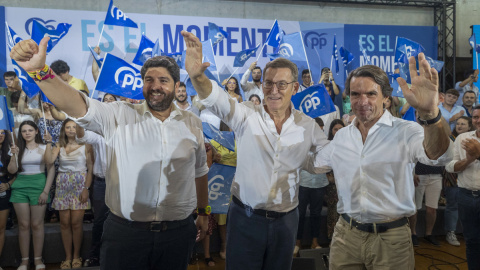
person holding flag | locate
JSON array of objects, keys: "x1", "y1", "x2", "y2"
[
  {"x1": 181, "y1": 30, "x2": 330, "y2": 270},
  {"x1": 10, "y1": 36, "x2": 209, "y2": 270},
  {"x1": 319, "y1": 67, "x2": 340, "y2": 102},
  {"x1": 455, "y1": 69, "x2": 479, "y2": 106}
]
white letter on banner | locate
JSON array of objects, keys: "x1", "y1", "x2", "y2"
[
  {"x1": 311, "y1": 96, "x2": 321, "y2": 110},
  {"x1": 132, "y1": 77, "x2": 143, "y2": 91},
  {"x1": 122, "y1": 74, "x2": 134, "y2": 88},
  {"x1": 304, "y1": 100, "x2": 312, "y2": 112},
  {"x1": 116, "y1": 9, "x2": 126, "y2": 20},
  {"x1": 209, "y1": 182, "x2": 224, "y2": 200}
]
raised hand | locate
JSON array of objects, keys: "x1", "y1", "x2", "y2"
[
  {"x1": 249, "y1": 61, "x2": 257, "y2": 71},
  {"x1": 397, "y1": 53, "x2": 439, "y2": 120},
  {"x1": 10, "y1": 36, "x2": 50, "y2": 72},
  {"x1": 181, "y1": 31, "x2": 210, "y2": 80}
]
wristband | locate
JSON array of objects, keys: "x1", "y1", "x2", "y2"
[
  {"x1": 27, "y1": 64, "x2": 55, "y2": 82},
  {"x1": 196, "y1": 206, "x2": 211, "y2": 216},
  {"x1": 417, "y1": 110, "x2": 442, "y2": 126}
]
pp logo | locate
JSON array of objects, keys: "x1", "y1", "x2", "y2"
[
  {"x1": 405, "y1": 45, "x2": 415, "y2": 58},
  {"x1": 114, "y1": 67, "x2": 143, "y2": 90},
  {"x1": 25, "y1": 18, "x2": 56, "y2": 35},
  {"x1": 111, "y1": 5, "x2": 128, "y2": 21},
  {"x1": 208, "y1": 175, "x2": 225, "y2": 200},
  {"x1": 278, "y1": 43, "x2": 294, "y2": 58},
  {"x1": 300, "y1": 92, "x2": 321, "y2": 113},
  {"x1": 304, "y1": 32, "x2": 327, "y2": 49}
]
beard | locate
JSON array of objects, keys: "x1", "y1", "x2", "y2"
[
  {"x1": 146, "y1": 90, "x2": 175, "y2": 112},
  {"x1": 253, "y1": 77, "x2": 261, "y2": 83},
  {"x1": 175, "y1": 95, "x2": 187, "y2": 103}
]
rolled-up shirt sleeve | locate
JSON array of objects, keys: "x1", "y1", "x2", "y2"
[
  {"x1": 406, "y1": 123, "x2": 454, "y2": 166},
  {"x1": 303, "y1": 123, "x2": 332, "y2": 174},
  {"x1": 446, "y1": 137, "x2": 462, "y2": 173}
]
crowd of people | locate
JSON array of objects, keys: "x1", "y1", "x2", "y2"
[{"x1": 0, "y1": 29, "x2": 478, "y2": 270}]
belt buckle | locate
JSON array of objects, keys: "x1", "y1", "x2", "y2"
[
  {"x1": 150, "y1": 221, "x2": 166, "y2": 232},
  {"x1": 265, "y1": 211, "x2": 276, "y2": 219},
  {"x1": 472, "y1": 191, "x2": 479, "y2": 197}
]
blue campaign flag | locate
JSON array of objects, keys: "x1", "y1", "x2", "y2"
[
  {"x1": 88, "y1": 45, "x2": 104, "y2": 68},
  {"x1": 339, "y1": 47, "x2": 354, "y2": 67},
  {"x1": 359, "y1": 41, "x2": 371, "y2": 65},
  {"x1": 274, "y1": 32, "x2": 308, "y2": 62},
  {"x1": 388, "y1": 72, "x2": 403, "y2": 98},
  {"x1": 31, "y1": 20, "x2": 71, "y2": 53},
  {"x1": 152, "y1": 38, "x2": 163, "y2": 57},
  {"x1": 94, "y1": 53, "x2": 145, "y2": 100},
  {"x1": 5, "y1": 22, "x2": 23, "y2": 51},
  {"x1": 181, "y1": 40, "x2": 220, "y2": 84},
  {"x1": 0, "y1": 96, "x2": 14, "y2": 132},
  {"x1": 266, "y1": 20, "x2": 284, "y2": 48},
  {"x1": 208, "y1": 163, "x2": 236, "y2": 214},
  {"x1": 40, "y1": 91, "x2": 53, "y2": 105},
  {"x1": 11, "y1": 60, "x2": 41, "y2": 98},
  {"x1": 202, "y1": 122, "x2": 235, "y2": 152},
  {"x1": 233, "y1": 44, "x2": 260, "y2": 67},
  {"x1": 132, "y1": 34, "x2": 155, "y2": 66},
  {"x1": 394, "y1": 37, "x2": 425, "y2": 64},
  {"x1": 208, "y1": 22, "x2": 228, "y2": 46},
  {"x1": 166, "y1": 52, "x2": 182, "y2": 67},
  {"x1": 469, "y1": 34, "x2": 480, "y2": 53},
  {"x1": 104, "y1": 0, "x2": 138, "y2": 28},
  {"x1": 291, "y1": 84, "x2": 336, "y2": 118},
  {"x1": 402, "y1": 106, "x2": 416, "y2": 122},
  {"x1": 332, "y1": 35, "x2": 339, "y2": 73}
]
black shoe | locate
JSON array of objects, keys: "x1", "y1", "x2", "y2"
[
  {"x1": 84, "y1": 257, "x2": 100, "y2": 267},
  {"x1": 411, "y1": 235, "x2": 419, "y2": 247},
  {"x1": 424, "y1": 235, "x2": 440, "y2": 246}
]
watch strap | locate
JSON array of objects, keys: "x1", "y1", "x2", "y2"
[{"x1": 417, "y1": 110, "x2": 442, "y2": 126}]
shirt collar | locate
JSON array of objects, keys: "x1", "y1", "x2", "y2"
[
  {"x1": 350, "y1": 109, "x2": 393, "y2": 128},
  {"x1": 140, "y1": 102, "x2": 181, "y2": 119},
  {"x1": 261, "y1": 102, "x2": 296, "y2": 121}
]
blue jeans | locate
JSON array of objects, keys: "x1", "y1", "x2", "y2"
[
  {"x1": 226, "y1": 198, "x2": 299, "y2": 270},
  {"x1": 297, "y1": 186, "x2": 326, "y2": 240},
  {"x1": 100, "y1": 213, "x2": 196, "y2": 270},
  {"x1": 457, "y1": 188, "x2": 480, "y2": 269},
  {"x1": 444, "y1": 186, "x2": 459, "y2": 232},
  {"x1": 88, "y1": 177, "x2": 109, "y2": 259}
]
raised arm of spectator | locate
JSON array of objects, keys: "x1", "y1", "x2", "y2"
[
  {"x1": 91, "y1": 46, "x2": 101, "y2": 82},
  {"x1": 400, "y1": 102, "x2": 411, "y2": 116},
  {"x1": 44, "y1": 132, "x2": 60, "y2": 165},
  {"x1": 49, "y1": 104, "x2": 67, "y2": 121},
  {"x1": 458, "y1": 69, "x2": 478, "y2": 87},
  {"x1": 18, "y1": 91, "x2": 41, "y2": 117},
  {"x1": 397, "y1": 53, "x2": 451, "y2": 160},
  {"x1": 10, "y1": 37, "x2": 87, "y2": 118},
  {"x1": 330, "y1": 72, "x2": 340, "y2": 95},
  {"x1": 240, "y1": 62, "x2": 256, "y2": 90}
]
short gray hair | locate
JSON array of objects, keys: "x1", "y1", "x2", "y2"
[{"x1": 141, "y1": 56, "x2": 180, "y2": 83}]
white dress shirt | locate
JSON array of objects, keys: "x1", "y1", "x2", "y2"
[
  {"x1": 240, "y1": 69, "x2": 264, "y2": 102},
  {"x1": 317, "y1": 110, "x2": 453, "y2": 223},
  {"x1": 174, "y1": 100, "x2": 200, "y2": 116},
  {"x1": 200, "y1": 82, "x2": 330, "y2": 212},
  {"x1": 72, "y1": 96, "x2": 209, "y2": 222},
  {"x1": 445, "y1": 131, "x2": 480, "y2": 190},
  {"x1": 76, "y1": 130, "x2": 107, "y2": 179},
  {"x1": 320, "y1": 105, "x2": 341, "y2": 138}
]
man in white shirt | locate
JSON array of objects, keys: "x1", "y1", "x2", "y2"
[
  {"x1": 182, "y1": 31, "x2": 330, "y2": 270},
  {"x1": 320, "y1": 55, "x2": 453, "y2": 269},
  {"x1": 438, "y1": 88, "x2": 467, "y2": 130},
  {"x1": 10, "y1": 36, "x2": 210, "y2": 270},
  {"x1": 445, "y1": 105, "x2": 480, "y2": 269},
  {"x1": 174, "y1": 82, "x2": 200, "y2": 116},
  {"x1": 297, "y1": 69, "x2": 313, "y2": 93},
  {"x1": 240, "y1": 61, "x2": 264, "y2": 101}
]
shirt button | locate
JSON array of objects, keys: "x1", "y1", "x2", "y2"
[{"x1": 361, "y1": 155, "x2": 365, "y2": 158}]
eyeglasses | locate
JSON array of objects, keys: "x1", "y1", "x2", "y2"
[{"x1": 262, "y1": 81, "x2": 296, "y2": 90}]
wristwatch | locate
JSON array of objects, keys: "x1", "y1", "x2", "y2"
[
  {"x1": 197, "y1": 206, "x2": 212, "y2": 216},
  {"x1": 417, "y1": 110, "x2": 442, "y2": 126}
]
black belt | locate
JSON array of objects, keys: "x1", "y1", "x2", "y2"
[
  {"x1": 109, "y1": 213, "x2": 192, "y2": 232},
  {"x1": 232, "y1": 196, "x2": 296, "y2": 219},
  {"x1": 341, "y1": 214, "x2": 408, "y2": 233}
]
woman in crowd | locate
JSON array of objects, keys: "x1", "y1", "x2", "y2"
[
  {"x1": 384, "y1": 96, "x2": 400, "y2": 118},
  {"x1": 8, "y1": 121, "x2": 55, "y2": 270},
  {"x1": 294, "y1": 118, "x2": 329, "y2": 256},
  {"x1": 0, "y1": 129, "x2": 14, "y2": 270},
  {"x1": 45, "y1": 119, "x2": 93, "y2": 269},
  {"x1": 248, "y1": 94, "x2": 261, "y2": 105},
  {"x1": 325, "y1": 119, "x2": 345, "y2": 240},
  {"x1": 102, "y1": 94, "x2": 117, "y2": 103},
  {"x1": 444, "y1": 116, "x2": 473, "y2": 246},
  {"x1": 224, "y1": 77, "x2": 243, "y2": 103}
]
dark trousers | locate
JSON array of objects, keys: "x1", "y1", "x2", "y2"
[
  {"x1": 226, "y1": 199, "x2": 299, "y2": 270},
  {"x1": 89, "y1": 177, "x2": 109, "y2": 259},
  {"x1": 458, "y1": 188, "x2": 480, "y2": 269},
  {"x1": 297, "y1": 186, "x2": 326, "y2": 240},
  {"x1": 100, "y1": 214, "x2": 196, "y2": 270}
]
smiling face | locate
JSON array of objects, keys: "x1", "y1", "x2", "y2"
[
  {"x1": 302, "y1": 73, "x2": 311, "y2": 86},
  {"x1": 143, "y1": 67, "x2": 178, "y2": 112},
  {"x1": 252, "y1": 68, "x2": 262, "y2": 83},
  {"x1": 4, "y1": 76, "x2": 15, "y2": 88},
  {"x1": 444, "y1": 93, "x2": 458, "y2": 106},
  {"x1": 103, "y1": 94, "x2": 116, "y2": 103},
  {"x1": 463, "y1": 92, "x2": 476, "y2": 107},
  {"x1": 21, "y1": 124, "x2": 38, "y2": 143},
  {"x1": 262, "y1": 67, "x2": 298, "y2": 114},
  {"x1": 227, "y1": 78, "x2": 237, "y2": 92},
  {"x1": 175, "y1": 86, "x2": 187, "y2": 103},
  {"x1": 455, "y1": 118, "x2": 471, "y2": 135},
  {"x1": 473, "y1": 109, "x2": 480, "y2": 133},
  {"x1": 349, "y1": 76, "x2": 385, "y2": 125},
  {"x1": 64, "y1": 121, "x2": 77, "y2": 139}
]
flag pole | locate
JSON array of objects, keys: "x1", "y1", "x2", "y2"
[
  {"x1": 97, "y1": 24, "x2": 105, "y2": 47},
  {"x1": 227, "y1": 67, "x2": 240, "y2": 81},
  {"x1": 256, "y1": 19, "x2": 277, "y2": 62},
  {"x1": 10, "y1": 132, "x2": 17, "y2": 168},
  {"x1": 299, "y1": 32, "x2": 313, "y2": 85}
]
